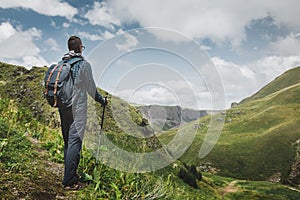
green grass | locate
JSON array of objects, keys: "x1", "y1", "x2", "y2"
[
  {"x1": 227, "y1": 180, "x2": 300, "y2": 200},
  {"x1": 241, "y1": 66, "x2": 300, "y2": 103},
  {"x1": 0, "y1": 62, "x2": 300, "y2": 199},
  {"x1": 0, "y1": 98, "x2": 69, "y2": 199}
]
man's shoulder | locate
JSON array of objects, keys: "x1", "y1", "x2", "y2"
[
  {"x1": 74, "y1": 59, "x2": 92, "y2": 76},
  {"x1": 67, "y1": 57, "x2": 88, "y2": 67},
  {"x1": 78, "y1": 59, "x2": 91, "y2": 69}
]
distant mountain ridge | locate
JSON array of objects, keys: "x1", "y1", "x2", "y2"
[{"x1": 138, "y1": 105, "x2": 207, "y2": 132}]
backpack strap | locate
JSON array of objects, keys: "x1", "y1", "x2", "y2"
[
  {"x1": 66, "y1": 57, "x2": 83, "y2": 66},
  {"x1": 67, "y1": 57, "x2": 83, "y2": 81},
  {"x1": 53, "y1": 63, "x2": 67, "y2": 107},
  {"x1": 44, "y1": 64, "x2": 59, "y2": 96}
]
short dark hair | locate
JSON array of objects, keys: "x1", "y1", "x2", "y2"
[{"x1": 68, "y1": 36, "x2": 82, "y2": 53}]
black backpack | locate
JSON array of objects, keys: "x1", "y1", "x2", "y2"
[{"x1": 44, "y1": 57, "x2": 82, "y2": 107}]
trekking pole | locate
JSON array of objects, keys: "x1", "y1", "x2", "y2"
[
  {"x1": 96, "y1": 96, "x2": 108, "y2": 163},
  {"x1": 100, "y1": 97, "x2": 107, "y2": 131}
]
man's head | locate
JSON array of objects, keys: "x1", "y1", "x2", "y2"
[{"x1": 68, "y1": 36, "x2": 84, "y2": 53}]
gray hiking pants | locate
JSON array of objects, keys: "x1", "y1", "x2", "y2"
[{"x1": 58, "y1": 105, "x2": 86, "y2": 186}]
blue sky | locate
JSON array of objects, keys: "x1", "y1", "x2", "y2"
[{"x1": 0, "y1": 0, "x2": 300, "y2": 109}]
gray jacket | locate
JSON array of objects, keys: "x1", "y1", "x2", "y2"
[{"x1": 61, "y1": 52, "x2": 105, "y2": 112}]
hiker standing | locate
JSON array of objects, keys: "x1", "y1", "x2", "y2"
[{"x1": 58, "y1": 36, "x2": 106, "y2": 189}]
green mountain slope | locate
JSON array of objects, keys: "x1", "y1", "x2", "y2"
[
  {"x1": 241, "y1": 66, "x2": 300, "y2": 103},
  {"x1": 163, "y1": 66, "x2": 300, "y2": 186},
  {"x1": 0, "y1": 62, "x2": 299, "y2": 199}
]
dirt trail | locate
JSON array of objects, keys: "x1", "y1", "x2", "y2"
[
  {"x1": 20, "y1": 135, "x2": 77, "y2": 199},
  {"x1": 221, "y1": 180, "x2": 239, "y2": 198}
]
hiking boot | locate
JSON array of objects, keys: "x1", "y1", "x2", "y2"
[{"x1": 64, "y1": 181, "x2": 86, "y2": 190}]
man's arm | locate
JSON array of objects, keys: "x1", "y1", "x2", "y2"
[{"x1": 83, "y1": 61, "x2": 106, "y2": 105}]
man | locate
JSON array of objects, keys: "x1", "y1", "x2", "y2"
[{"x1": 58, "y1": 36, "x2": 106, "y2": 189}]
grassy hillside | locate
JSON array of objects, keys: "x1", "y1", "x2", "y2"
[
  {"x1": 241, "y1": 66, "x2": 300, "y2": 103},
  {"x1": 160, "y1": 66, "x2": 300, "y2": 186},
  {"x1": 0, "y1": 62, "x2": 299, "y2": 199}
]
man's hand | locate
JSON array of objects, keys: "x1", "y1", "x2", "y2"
[{"x1": 102, "y1": 97, "x2": 108, "y2": 107}]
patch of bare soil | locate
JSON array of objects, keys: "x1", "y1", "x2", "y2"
[{"x1": 220, "y1": 180, "x2": 239, "y2": 198}]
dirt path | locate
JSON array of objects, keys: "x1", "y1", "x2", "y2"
[
  {"x1": 220, "y1": 180, "x2": 239, "y2": 198},
  {"x1": 16, "y1": 135, "x2": 77, "y2": 199},
  {"x1": 288, "y1": 186, "x2": 300, "y2": 193}
]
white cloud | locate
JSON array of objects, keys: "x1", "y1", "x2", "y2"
[
  {"x1": 263, "y1": 0, "x2": 300, "y2": 29},
  {"x1": 254, "y1": 56, "x2": 300, "y2": 81},
  {"x1": 200, "y1": 45, "x2": 212, "y2": 51},
  {"x1": 148, "y1": 56, "x2": 300, "y2": 109},
  {"x1": 270, "y1": 33, "x2": 300, "y2": 56},
  {"x1": 114, "y1": 79, "x2": 201, "y2": 109},
  {"x1": 45, "y1": 37, "x2": 60, "y2": 51},
  {"x1": 78, "y1": 31, "x2": 103, "y2": 41},
  {"x1": 0, "y1": 22, "x2": 16, "y2": 42},
  {"x1": 102, "y1": 31, "x2": 115, "y2": 40},
  {"x1": 8, "y1": 55, "x2": 49, "y2": 68},
  {"x1": 0, "y1": 0, "x2": 77, "y2": 21},
  {"x1": 0, "y1": 22, "x2": 41, "y2": 58},
  {"x1": 108, "y1": 0, "x2": 300, "y2": 45},
  {"x1": 0, "y1": 22, "x2": 49, "y2": 68},
  {"x1": 117, "y1": 86, "x2": 179, "y2": 107},
  {"x1": 212, "y1": 57, "x2": 255, "y2": 104},
  {"x1": 115, "y1": 33, "x2": 138, "y2": 51},
  {"x1": 108, "y1": 0, "x2": 261, "y2": 44},
  {"x1": 212, "y1": 57, "x2": 255, "y2": 80},
  {"x1": 114, "y1": 59, "x2": 133, "y2": 68},
  {"x1": 63, "y1": 22, "x2": 70, "y2": 28},
  {"x1": 77, "y1": 30, "x2": 116, "y2": 41},
  {"x1": 50, "y1": 20, "x2": 57, "y2": 28},
  {"x1": 132, "y1": 87, "x2": 178, "y2": 106},
  {"x1": 85, "y1": 1, "x2": 120, "y2": 29},
  {"x1": 211, "y1": 55, "x2": 300, "y2": 106}
]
